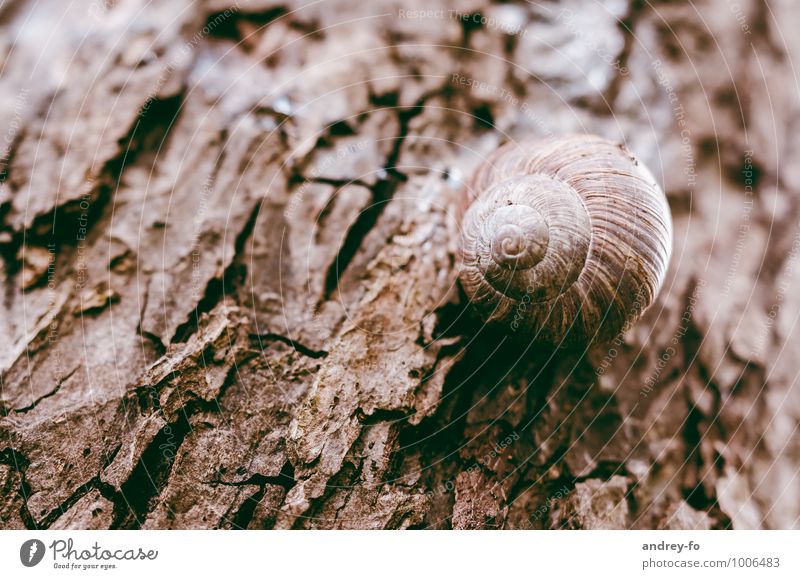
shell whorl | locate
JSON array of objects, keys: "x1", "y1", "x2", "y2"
[{"x1": 458, "y1": 135, "x2": 673, "y2": 345}]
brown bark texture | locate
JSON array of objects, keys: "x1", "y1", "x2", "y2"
[{"x1": 1, "y1": 0, "x2": 799, "y2": 530}]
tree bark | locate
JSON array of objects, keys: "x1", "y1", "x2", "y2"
[{"x1": 1, "y1": 0, "x2": 799, "y2": 530}]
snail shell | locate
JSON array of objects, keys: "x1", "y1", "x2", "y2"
[{"x1": 458, "y1": 134, "x2": 672, "y2": 345}]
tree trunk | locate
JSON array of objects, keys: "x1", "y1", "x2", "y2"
[{"x1": 2, "y1": 0, "x2": 799, "y2": 530}]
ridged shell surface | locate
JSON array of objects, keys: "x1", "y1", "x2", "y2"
[{"x1": 458, "y1": 135, "x2": 673, "y2": 345}]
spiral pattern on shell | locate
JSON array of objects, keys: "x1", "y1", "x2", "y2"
[{"x1": 458, "y1": 134, "x2": 673, "y2": 345}]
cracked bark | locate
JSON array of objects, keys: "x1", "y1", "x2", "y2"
[{"x1": 2, "y1": 0, "x2": 799, "y2": 530}]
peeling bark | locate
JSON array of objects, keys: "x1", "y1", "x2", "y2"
[{"x1": 2, "y1": 0, "x2": 799, "y2": 530}]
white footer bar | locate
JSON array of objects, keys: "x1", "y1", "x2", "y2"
[{"x1": 1, "y1": 530, "x2": 798, "y2": 578}]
